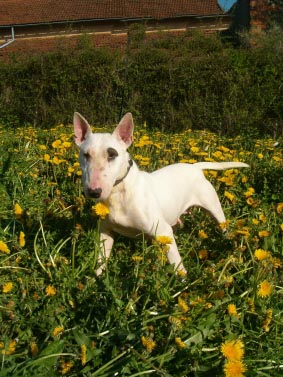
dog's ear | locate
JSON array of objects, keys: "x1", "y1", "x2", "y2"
[
  {"x1": 74, "y1": 112, "x2": 92, "y2": 146},
  {"x1": 113, "y1": 113, "x2": 134, "y2": 147}
]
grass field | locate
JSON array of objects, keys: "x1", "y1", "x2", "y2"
[{"x1": 0, "y1": 121, "x2": 283, "y2": 376}]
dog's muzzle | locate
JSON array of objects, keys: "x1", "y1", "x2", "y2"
[{"x1": 87, "y1": 188, "x2": 102, "y2": 199}]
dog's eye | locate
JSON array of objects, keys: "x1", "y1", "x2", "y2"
[
  {"x1": 83, "y1": 152, "x2": 90, "y2": 161},
  {"x1": 107, "y1": 148, "x2": 118, "y2": 161}
]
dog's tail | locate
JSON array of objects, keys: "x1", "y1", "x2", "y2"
[{"x1": 194, "y1": 161, "x2": 249, "y2": 170}]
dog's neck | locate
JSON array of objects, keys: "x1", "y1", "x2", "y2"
[{"x1": 113, "y1": 159, "x2": 134, "y2": 187}]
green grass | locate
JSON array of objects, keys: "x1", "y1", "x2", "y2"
[{"x1": 0, "y1": 122, "x2": 283, "y2": 376}]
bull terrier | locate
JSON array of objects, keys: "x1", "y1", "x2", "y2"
[{"x1": 74, "y1": 112, "x2": 249, "y2": 276}]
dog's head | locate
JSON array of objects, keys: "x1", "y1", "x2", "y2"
[{"x1": 74, "y1": 112, "x2": 134, "y2": 201}]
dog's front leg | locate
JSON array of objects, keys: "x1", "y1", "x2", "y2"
[
  {"x1": 155, "y1": 222, "x2": 187, "y2": 275},
  {"x1": 96, "y1": 230, "x2": 114, "y2": 276}
]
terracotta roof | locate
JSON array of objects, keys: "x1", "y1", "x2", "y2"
[{"x1": 0, "y1": 0, "x2": 225, "y2": 26}]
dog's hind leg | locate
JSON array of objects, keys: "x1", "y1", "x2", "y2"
[{"x1": 195, "y1": 179, "x2": 227, "y2": 228}]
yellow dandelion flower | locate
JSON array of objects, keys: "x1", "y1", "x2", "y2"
[
  {"x1": 43, "y1": 153, "x2": 51, "y2": 162},
  {"x1": 270, "y1": 257, "x2": 282, "y2": 269},
  {"x1": 258, "y1": 280, "x2": 273, "y2": 298},
  {"x1": 141, "y1": 336, "x2": 156, "y2": 352},
  {"x1": 235, "y1": 228, "x2": 250, "y2": 237},
  {"x1": 224, "y1": 191, "x2": 236, "y2": 203},
  {"x1": 39, "y1": 144, "x2": 47, "y2": 150},
  {"x1": 178, "y1": 296, "x2": 189, "y2": 313},
  {"x1": 169, "y1": 316, "x2": 182, "y2": 328},
  {"x1": 53, "y1": 326, "x2": 64, "y2": 336},
  {"x1": 258, "y1": 230, "x2": 270, "y2": 238},
  {"x1": 224, "y1": 360, "x2": 247, "y2": 377},
  {"x1": 198, "y1": 230, "x2": 208, "y2": 239},
  {"x1": 254, "y1": 249, "x2": 270, "y2": 261},
  {"x1": 236, "y1": 219, "x2": 246, "y2": 228},
  {"x1": 221, "y1": 339, "x2": 244, "y2": 360},
  {"x1": 81, "y1": 344, "x2": 87, "y2": 366},
  {"x1": 257, "y1": 153, "x2": 264, "y2": 159},
  {"x1": 0, "y1": 240, "x2": 10, "y2": 254},
  {"x1": 92, "y1": 202, "x2": 110, "y2": 219},
  {"x1": 198, "y1": 249, "x2": 208, "y2": 259},
  {"x1": 277, "y1": 203, "x2": 283, "y2": 214},
  {"x1": 61, "y1": 360, "x2": 74, "y2": 375},
  {"x1": 19, "y1": 231, "x2": 25, "y2": 247},
  {"x1": 218, "y1": 176, "x2": 234, "y2": 186},
  {"x1": 2, "y1": 340, "x2": 17, "y2": 355},
  {"x1": 212, "y1": 150, "x2": 224, "y2": 160},
  {"x1": 52, "y1": 156, "x2": 61, "y2": 165},
  {"x1": 45, "y1": 285, "x2": 57, "y2": 296},
  {"x1": 30, "y1": 342, "x2": 39, "y2": 356},
  {"x1": 52, "y1": 139, "x2": 62, "y2": 148},
  {"x1": 62, "y1": 141, "x2": 72, "y2": 148},
  {"x1": 259, "y1": 214, "x2": 266, "y2": 222},
  {"x1": 246, "y1": 197, "x2": 257, "y2": 206},
  {"x1": 132, "y1": 255, "x2": 143, "y2": 262},
  {"x1": 2, "y1": 282, "x2": 13, "y2": 293},
  {"x1": 244, "y1": 187, "x2": 255, "y2": 197},
  {"x1": 219, "y1": 220, "x2": 230, "y2": 230},
  {"x1": 262, "y1": 309, "x2": 273, "y2": 332},
  {"x1": 155, "y1": 235, "x2": 172, "y2": 245},
  {"x1": 191, "y1": 146, "x2": 200, "y2": 153},
  {"x1": 208, "y1": 170, "x2": 218, "y2": 177},
  {"x1": 227, "y1": 304, "x2": 239, "y2": 317},
  {"x1": 221, "y1": 339, "x2": 245, "y2": 360},
  {"x1": 14, "y1": 203, "x2": 23, "y2": 217},
  {"x1": 252, "y1": 218, "x2": 259, "y2": 225},
  {"x1": 247, "y1": 298, "x2": 255, "y2": 313},
  {"x1": 175, "y1": 337, "x2": 186, "y2": 349},
  {"x1": 281, "y1": 224, "x2": 283, "y2": 232}
]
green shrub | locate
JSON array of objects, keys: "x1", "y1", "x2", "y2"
[{"x1": 0, "y1": 30, "x2": 282, "y2": 136}]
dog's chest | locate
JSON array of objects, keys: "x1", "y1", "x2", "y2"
[{"x1": 107, "y1": 192, "x2": 134, "y2": 226}]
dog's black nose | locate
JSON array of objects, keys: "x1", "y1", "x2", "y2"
[{"x1": 88, "y1": 188, "x2": 102, "y2": 198}]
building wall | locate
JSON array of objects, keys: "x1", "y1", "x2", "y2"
[{"x1": 0, "y1": 16, "x2": 230, "y2": 59}]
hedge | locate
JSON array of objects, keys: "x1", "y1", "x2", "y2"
[{"x1": 0, "y1": 30, "x2": 282, "y2": 136}]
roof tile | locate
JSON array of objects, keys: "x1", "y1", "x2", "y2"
[{"x1": 0, "y1": 0, "x2": 224, "y2": 26}]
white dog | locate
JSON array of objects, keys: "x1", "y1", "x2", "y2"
[{"x1": 74, "y1": 112, "x2": 249, "y2": 276}]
